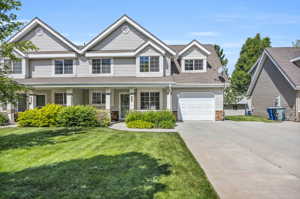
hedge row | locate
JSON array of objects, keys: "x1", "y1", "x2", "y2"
[
  {"x1": 17, "y1": 104, "x2": 110, "y2": 127},
  {"x1": 125, "y1": 111, "x2": 176, "y2": 129}
]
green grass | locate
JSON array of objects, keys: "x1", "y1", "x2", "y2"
[
  {"x1": 225, "y1": 115, "x2": 274, "y2": 122},
  {"x1": 0, "y1": 127, "x2": 218, "y2": 199}
]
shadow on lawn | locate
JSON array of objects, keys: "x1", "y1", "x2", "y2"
[
  {"x1": 0, "y1": 128, "x2": 85, "y2": 151},
  {"x1": 0, "y1": 152, "x2": 171, "y2": 199}
]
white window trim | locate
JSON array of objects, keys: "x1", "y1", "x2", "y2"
[
  {"x1": 52, "y1": 91, "x2": 67, "y2": 105},
  {"x1": 89, "y1": 58, "x2": 114, "y2": 76},
  {"x1": 181, "y1": 57, "x2": 207, "y2": 73},
  {"x1": 6, "y1": 58, "x2": 27, "y2": 79},
  {"x1": 137, "y1": 88, "x2": 163, "y2": 110},
  {"x1": 52, "y1": 59, "x2": 76, "y2": 77},
  {"x1": 35, "y1": 92, "x2": 48, "y2": 105},
  {"x1": 89, "y1": 89, "x2": 106, "y2": 106},
  {"x1": 136, "y1": 55, "x2": 163, "y2": 77}
]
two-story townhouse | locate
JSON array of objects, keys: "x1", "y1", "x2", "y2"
[{"x1": 2, "y1": 15, "x2": 226, "y2": 122}]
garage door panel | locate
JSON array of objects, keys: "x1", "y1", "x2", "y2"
[{"x1": 179, "y1": 92, "x2": 215, "y2": 121}]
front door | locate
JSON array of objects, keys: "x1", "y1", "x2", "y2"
[
  {"x1": 120, "y1": 93, "x2": 130, "y2": 120},
  {"x1": 36, "y1": 95, "x2": 46, "y2": 108}
]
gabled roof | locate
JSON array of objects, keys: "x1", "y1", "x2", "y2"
[
  {"x1": 247, "y1": 47, "x2": 300, "y2": 96},
  {"x1": 80, "y1": 15, "x2": 176, "y2": 55},
  {"x1": 8, "y1": 17, "x2": 80, "y2": 53},
  {"x1": 290, "y1": 56, "x2": 300, "y2": 63},
  {"x1": 177, "y1": 40, "x2": 211, "y2": 56}
]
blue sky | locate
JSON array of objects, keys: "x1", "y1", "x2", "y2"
[{"x1": 17, "y1": 0, "x2": 300, "y2": 74}]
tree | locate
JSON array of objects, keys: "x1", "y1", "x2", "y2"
[
  {"x1": 0, "y1": 0, "x2": 36, "y2": 104},
  {"x1": 292, "y1": 40, "x2": 300, "y2": 47},
  {"x1": 231, "y1": 33, "x2": 271, "y2": 96},
  {"x1": 214, "y1": 44, "x2": 229, "y2": 76}
]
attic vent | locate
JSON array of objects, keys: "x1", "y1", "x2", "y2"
[
  {"x1": 35, "y1": 27, "x2": 44, "y2": 36},
  {"x1": 121, "y1": 25, "x2": 130, "y2": 34}
]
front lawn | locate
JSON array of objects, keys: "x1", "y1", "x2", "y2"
[
  {"x1": 225, "y1": 115, "x2": 274, "y2": 122},
  {"x1": 0, "y1": 127, "x2": 218, "y2": 199}
]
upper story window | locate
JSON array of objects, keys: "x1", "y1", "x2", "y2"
[
  {"x1": 140, "y1": 56, "x2": 159, "y2": 72},
  {"x1": 140, "y1": 91, "x2": 160, "y2": 110},
  {"x1": 92, "y1": 59, "x2": 111, "y2": 74},
  {"x1": 11, "y1": 61, "x2": 22, "y2": 74},
  {"x1": 54, "y1": 92, "x2": 67, "y2": 105},
  {"x1": 55, "y1": 60, "x2": 73, "y2": 74},
  {"x1": 92, "y1": 92, "x2": 106, "y2": 105},
  {"x1": 184, "y1": 59, "x2": 204, "y2": 71}
]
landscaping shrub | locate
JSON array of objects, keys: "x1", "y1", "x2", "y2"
[
  {"x1": 125, "y1": 111, "x2": 176, "y2": 129},
  {"x1": 126, "y1": 120, "x2": 154, "y2": 129},
  {"x1": 96, "y1": 109, "x2": 111, "y2": 127},
  {"x1": 0, "y1": 113, "x2": 9, "y2": 126},
  {"x1": 18, "y1": 109, "x2": 41, "y2": 127},
  {"x1": 58, "y1": 105, "x2": 98, "y2": 127}
]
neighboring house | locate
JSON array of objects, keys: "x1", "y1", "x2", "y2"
[
  {"x1": 247, "y1": 47, "x2": 300, "y2": 121},
  {"x1": 1, "y1": 15, "x2": 226, "y2": 122},
  {"x1": 224, "y1": 98, "x2": 248, "y2": 116}
]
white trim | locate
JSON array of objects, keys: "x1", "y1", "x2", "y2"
[
  {"x1": 35, "y1": 93, "x2": 48, "y2": 107},
  {"x1": 119, "y1": 92, "x2": 129, "y2": 120},
  {"x1": 28, "y1": 53, "x2": 76, "y2": 59},
  {"x1": 86, "y1": 52, "x2": 135, "y2": 57},
  {"x1": 88, "y1": 58, "x2": 114, "y2": 76},
  {"x1": 52, "y1": 59, "x2": 76, "y2": 77},
  {"x1": 134, "y1": 41, "x2": 165, "y2": 55},
  {"x1": 181, "y1": 57, "x2": 207, "y2": 73},
  {"x1": 7, "y1": 58, "x2": 26, "y2": 79},
  {"x1": 89, "y1": 89, "x2": 106, "y2": 107},
  {"x1": 247, "y1": 50, "x2": 298, "y2": 96},
  {"x1": 174, "y1": 83, "x2": 226, "y2": 88},
  {"x1": 80, "y1": 15, "x2": 176, "y2": 55},
  {"x1": 136, "y1": 55, "x2": 163, "y2": 77},
  {"x1": 290, "y1": 56, "x2": 300, "y2": 63},
  {"x1": 178, "y1": 40, "x2": 211, "y2": 56},
  {"x1": 137, "y1": 88, "x2": 163, "y2": 110},
  {"x1": 13, "y1": 48, "x2": 27, "y2": 57},
  {"x1": 52, "y1": 90, "x2": 67, "y2": 105},
  {"x1": 8, "y1": 18, "x2": 80, "y2": 53}
]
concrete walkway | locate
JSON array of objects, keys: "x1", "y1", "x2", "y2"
[
  {"x1": 177, "y1": 121, "x2": 300, "y2": 199},
  {"x1": 110, "y1": 122, "x2": 177, "y2": 132}
]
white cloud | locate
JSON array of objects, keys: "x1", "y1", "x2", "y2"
[{"x1": 189, "y1": 31, "x2": 219, "y2": 37}]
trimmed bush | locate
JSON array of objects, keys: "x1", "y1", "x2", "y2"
[
  {"x1": 125, "y1": 111, "x2": 176, "y2": 129},
  {"x1": 18, "y1": 109, "x2": 41, "y2": 127},
  {"x1": 127, "y1": 120, "x2": 154, "y2": 129},
  {"x1": 0, "y1": 113, "x2": 9, "y2": 126},
  {"x1": 96, "y1": 109, "x2": 111, "y2": 127},
  {"x1": 58, "y1": 105, "x2": 98, "y2": 127},
  {"x1": 158, "y1": 120, "x2": 175, "y2": 129}
]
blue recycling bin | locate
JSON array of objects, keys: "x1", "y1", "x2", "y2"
[{"x1": 267, "y1": 107, "x2": 277, "y2": 120}]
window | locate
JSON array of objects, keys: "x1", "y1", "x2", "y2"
[
  {"x1": 140, "y1": 56, "x2": 160, "y2": 72},
  {"x1": 12, "y1": 61, "x2": 22, "y2": 74},
  {"x1": 55, "y1": 60, "x2": 73, "y2": 74},
  {"x1": 140, "y1": 92, "x2": 160, "y2": 110},
  {"x1": 17, "y1": 94, "x2": 27, "y2": 112},
  {"x1": 92, "y1": 59, "x2": 111, "y2": 74},
  {"x1": 54, "y1": 93, "x2": 67, "y2": 105},
  {"x1": 92, "y1": 92, "x2": 106, "y2": 105},
  {"x1": 184, "y1": 59, "x2": 204, "y2": 71}
]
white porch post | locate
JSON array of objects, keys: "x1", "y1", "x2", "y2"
[
  {"x1": 29, "y1": 94, "x2": 36, "y2": 109},
  {"x1": 105, "y1": 88, "x2": 111, "y2": 110},
  {"x1": 129, "y1": 88, "x2": 135, "y2": 110},
  {"x1": 66, "y1": 89, "x2": 73, "y2": 106},
  {"x1": 7, "y1": 103, "x2": 15, "y2": 123},
  {"x1": 167, "y1": 85, "x2": 172, "y2": 110}
]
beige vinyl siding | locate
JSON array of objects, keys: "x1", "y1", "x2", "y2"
[
  {"x1": 30, "y1": 59, "x2": 52, "y2": 78},
  {"x1": 251, "y1": 57, "x2": 297, "y2": 120},
  {"x1": 91, "y1": 23, "x2": 146, "y2": 51},
  {"x1": 180, "y1": 46, "x2": 207, "y2": 58},
  {"x1": 113, "y1": 58, "x2": 136, "y2": 76},
  {"x1": 172, "y1": 88, "x2": 224, "y2": 112},
  {"x1": 20, "y1": 26, "x2": 72, "y2": 51},
  {"x1": 76, "y1": 56, "x2": 91, "y2": 76}
]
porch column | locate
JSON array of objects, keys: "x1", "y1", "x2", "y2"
[
  {"x1": 66, "y1": 89, "x2": 73, "y2": 106},
  {"x1": 105, "y1": 88, "x2": 111, "y2": 110},
  {"x1": 29, "y1": 94, "x2": 36, "y2": 109},
  {"x1": 129, "y1": 88, "x2": 135, "y2": 110},
  {"x1": 7, "y1": 103, "x2": 15, "y2": 123},
  {"x1": 167, "y1": 85, "x2": 172, "y2": 110}
]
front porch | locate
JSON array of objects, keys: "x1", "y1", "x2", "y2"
[{"x1": 8, "y1": 87, "x2": 173, "y2": 121}]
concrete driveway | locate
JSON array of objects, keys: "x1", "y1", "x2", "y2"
[{"x1": 177, "y1": 121, "x2": 300, "y2": 199}]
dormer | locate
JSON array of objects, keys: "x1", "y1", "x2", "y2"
[
  {"x1": 291, "y1": 56, "x2": 300, "y2": 67},
  {"x1": 177, "y1": 40, "x2": 211, "y2": 73}
]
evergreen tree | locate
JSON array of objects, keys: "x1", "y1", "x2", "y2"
[
  {"x1": 214, "y1": 44, "x2": 229, "y2": 76},
  {"x1": 292, "y1": 40, "x2": 300, "y2": 47},
  {"x1": 0, "y1": 0, "x2": 36, "y2": 104},
  {"x1": 231, "y1": 33, "x2": 271, "y2": 96}
]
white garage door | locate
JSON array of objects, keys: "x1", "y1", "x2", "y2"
[{"x1": 178, "y1": 92, "x2": 215, "y2": 121}]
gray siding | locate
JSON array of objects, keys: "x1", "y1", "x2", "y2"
[
  {"x1": 251, "y1": 57, "x2": 296, "y2": 120},
  {"x1": 20, "y1": 26, "x2": 72, "y2": 52},
  {"x1": 91, "y1": 23, "x2": 146, "y2": 51},
  {"x1": 113, "y1": 58, "x2": 136, "y2": 76},
  {"x1": 30, "y1": 59, "x2": 52, "y2": 78}
]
